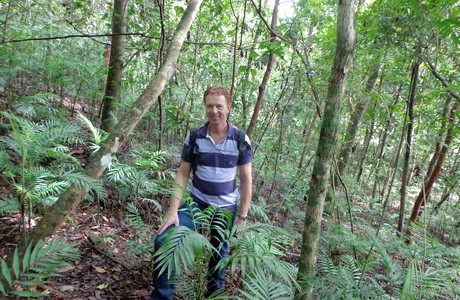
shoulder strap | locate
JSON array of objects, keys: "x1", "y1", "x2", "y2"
[
  {"x1": 188, "y1": 127, "x2": 199, "y2": 166},
  {"x1": 237, "y1": 129, "x2": 246, "y2": 161}
]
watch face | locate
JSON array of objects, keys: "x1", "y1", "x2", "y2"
[{"x1": 239, "y1": 215, "x2": 248, "y2": 221}]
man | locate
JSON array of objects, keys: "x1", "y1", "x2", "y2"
[{"x1": 150, "y1": 86, "x2": 253, "y2": 300}]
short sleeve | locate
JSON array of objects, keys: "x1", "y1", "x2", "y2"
[
  {"x1": 180, "y1": 132, "x2": 193, "y2": 162},
  {"x1": 238, "y1": 134, "x2": 253, "y2": 165}
]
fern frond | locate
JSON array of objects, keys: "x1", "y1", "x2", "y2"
[
  {"x1": 237, "y1": 268, "x2": 293, "y2": 300},
  {"x1": 248, "y1": 199, "x2": 271, "y2": 222},
  {"x1": 58, "y1": 172, "x2": 106, "y2": 198},
  {"x1": 39, "y1": 121, "x2": 82, "y2": 146},
  {"x1": 0, "y1": 239, "x2": 79, "y2": 297},
  {"x1": 125, "y1": 202, "x2": 144, "y2": 230},
  {"x1": 105, "y1": 162, "x2": 138, "y2": 184},
  {"x1": 76, "y1": 112, "x2": 106, "y2": 145},
  {"x1": 0, "y1": 197, "x2": 21, "y2": 215},
  {"x1": 317, "y1": 255, "x2": 338, "y2": 276},
  {"x1": 153, "y1": 226, "x2": 215, "y2": 280}
]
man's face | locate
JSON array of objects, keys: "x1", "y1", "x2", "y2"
[{"x1": 205, "y1": 94, "x2": 230, "y2": 126}]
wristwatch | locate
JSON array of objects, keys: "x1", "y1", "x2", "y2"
[{"x1": 238, "y1": 215, "x2": 248, "y2": 221}]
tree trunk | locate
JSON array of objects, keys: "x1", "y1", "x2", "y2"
[
  {"x1": 100, "y1": 0, "x2": 129, "y2": 132},
  {"x1": 407, "y1": 103, "x2": 458, "y2": 231},
  {"x1": 240, "y1": 23, "x2": 263, "y2": 128},
  {"x1": 298, "y1": 111, "x2": 319, "y2": 170},
  {"x1": 398, "y1": 58, "x2": 420, "y2": 233},
  {"x1": 246, "y1": 0, "x2": 279, "y2": 137},
  {"x1": 296, "y1": 0, "x2": 355, "y2": 291},
  {"x1": 337, "y1": 60, "x2": 379, "y2": 178},
  {"x1": 355, "y1": 118, "x2": 373, "y2": 181},
  {"x1": 156, "y1": 0, "x2": 166, "y2": 151},
  {"x1": 0, "y1": 0, "x2": 203, "y2": 291}
]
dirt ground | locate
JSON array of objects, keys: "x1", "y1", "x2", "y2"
[{"x1": 0, "y1": 199, "x2": 252, "y2": 300}]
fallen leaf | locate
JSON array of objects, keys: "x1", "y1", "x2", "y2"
[
  {"x1": 102, "y1": 216, "x2": 109, "y2": 222},
  {"x1": 57, "y1": 265, "x2": 75, "y2": 273},
  {"x1": 97, "y1": 282, "x2": 109, "y2": 290},
  {"x1": 59, "y1": 285, "x2": 75, "y2": 292},
  {"x1": 113, "y1": 274, "x2": 120, "y2": 281},
  {"x1": 93, "y1": 265, "x2": 107, "y2": 273}
]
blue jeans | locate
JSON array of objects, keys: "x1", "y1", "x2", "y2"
[{"x1": 150, "y1": 198, "x2": 235, "y2": 300}]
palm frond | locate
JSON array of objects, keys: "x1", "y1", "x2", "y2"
[
  {"x1": 237, "y1": 268, "x2": 293, "y2": 300},
  {"x1": 400, "y1": 260, "x2": 450, "y2": 300},
  {"x1": 0, "y1": 197, "x2": 21, "y2": 215},
  {"x1": 59, "y1": 172, "x2": 106, "y2": 198},
  {"x1": 153, "y1": 226, "x2": 216, "y2": 280},
  {"x1": 0, "y1": 239, "x2": 79, "y2": 297},
  {"x1": 76, "y1": 112, "x2": 106, "y2": 145}
]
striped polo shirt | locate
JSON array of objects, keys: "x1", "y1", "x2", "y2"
[{"x1": 181, "y1": 121, "x2": 252, "y2": 212}]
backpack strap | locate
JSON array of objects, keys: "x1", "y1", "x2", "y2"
[
  {"x1": 237, "y1": 129, "x2": 246, "y2": 162},
  {"x1": 188, "y1": 127, "x2": 199, "y2": 171}
]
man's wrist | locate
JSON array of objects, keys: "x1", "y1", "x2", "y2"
[{"x1": 238, "y1": 215, "x2": 248, "y2": 221}]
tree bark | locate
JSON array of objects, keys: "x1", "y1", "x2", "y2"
[
  {"x1": 296, "y1": 0, "x2": 355, "y2": 291},
  {"x1": 0, "y1": 0, "x2": 203, "y2": 291},
  {"x1": 407, "y1": 103, "x2": 458, "y2": 231},
  {"x1": 398, "y1": 58, "x2": 420, "y2": 233},
  {"x1": 246, "y1": 0, "x2": 279, "y2": 137},
  {"x1": 100, "y1": 0, "x2": 129, "y2": 132}
]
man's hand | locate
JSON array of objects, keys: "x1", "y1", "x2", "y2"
[
  {"x1": 234, "y1": 218, "x2": 247, "y2": 228},
  {"x1": 157, "y1": 210, "x2": 179, "y2": 235},
  {"x1": 234, "y1": 217, "x2": 247, "y2": 236}
]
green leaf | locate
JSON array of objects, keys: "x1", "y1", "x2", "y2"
[
  {"x1": 22, "y1": 242, "x2": 33, "y2": 272},
  {"x1": 174, "y1": 6, "x2": 185, "y2": 15},
  {"x1": 12, "y1": 247, "x2": 20, "y2": 278},
  {"x1": 9, "y1": 289, "x2": 50, "y2": 297},
  {"x1": 1, "y1": 259, "x2": 12, "y2": 285},
  {"x1": 0, "y1": 280, "x2": 6, "y2": 295}
]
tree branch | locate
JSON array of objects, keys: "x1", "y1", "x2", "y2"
[
  {"x1": 424, "y1": 59, "x2": 460, "y2": 100},
  {"x1": 0, "y1": 32, "x2": 234, "y2": 47}
]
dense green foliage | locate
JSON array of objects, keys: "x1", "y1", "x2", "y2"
[{"x1": 1, "y1": 0, "x2": 459, "y2": 298}]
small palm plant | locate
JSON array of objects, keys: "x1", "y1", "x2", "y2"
[
  {"x1": 152, "y1": 200, "x2": 298, "y2": 299},
  {"x1": 0, "y1": 239, "x2": 80, "y2": 297},
  {"x1": 0, "y1": 112, "x2": 105, "y2": 233}
]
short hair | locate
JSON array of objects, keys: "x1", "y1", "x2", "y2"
[{"x1": 203, "y1": 86, "x2": 231, "y2": 105}]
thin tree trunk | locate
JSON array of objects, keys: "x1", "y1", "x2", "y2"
[
  {"x1": 229, "y1": 0, "x2": 239, "y2": 106},
  {"x1": 267, "y1": 114, "x2": 284, "y2": 204},
  {"x1": 407, "y1": 103, "x2": 458, "y2": 234},
  {"x1": 156, "y1": 0, "x2": 166, "y2": 151},
  {"x1": 246, "y1": 0, "x2": 279, "y2": 137},
  {"x1": 337, "y1": 60, "x2": 379, "y2": 178},
  {"x1": 296, "y1": 0, "x2": 355, "y2": 289},
  {"x1": 355, "y1": 118, "x2": 373, "y2": 181},
  {"x1": 240, "y1": 22, "x2": 264, "y2": 128},
  {"x1": 101, "y1": 0, "x2": 128, "y2": 132},
  {"x1": 0, "y1": 0, "x2": 203, "y2": 291},
  {"x1": 298, "y1": 111, "x2": 319, "y2": 170},
  {"x1": 398, "y1": 58, "x2": 420, "y2": 233}
]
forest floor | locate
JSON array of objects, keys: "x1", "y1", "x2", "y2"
[{"x1": 0, "y1": 199, "x2": 255, "y2": 300}]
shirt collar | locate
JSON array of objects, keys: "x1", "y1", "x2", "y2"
[{"x1": 204, "y1": 121, "x2": 234, "y2": 138}]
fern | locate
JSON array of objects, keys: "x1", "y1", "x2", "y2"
[
  {"x1": 76, "y1": 112, "x2": 107, "y2": 151},
  {"x1": 0, "y1": 239, "x2": 80, "y2": 297},
  {"x1": 218, "y1": 222, "x2": 296, "y2": 289},
  {"x1": 12, "y1": 93, "x2": 62, "y2": 119},
  {"x1": 0, "y1": 197, "x2": 21, "y2": 215},
  {"x1": 153, "y1": 226, "x2": 216, "y2": 280},
  {"x1": 400, "y1": 260, "x2": 451, "y2": 300},
  {"x1": 237, "y1": 268, "x2": 293, "y2": 300}
]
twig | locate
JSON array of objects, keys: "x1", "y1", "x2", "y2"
[
  {"x1": 424, "y1": 59, "x2": 460, "y2": 100},
  {"x1": 88, "y1": 242, "x2": 131, "y2": 271}
]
